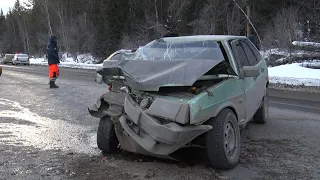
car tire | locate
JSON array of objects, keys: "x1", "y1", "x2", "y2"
[
  {"x1": 253, "y1": 93, "x2": 269, "y2": 124},
  {"x1": 206, "y1": 109, "x2": 241, "y2": 170},
  {"x1": 97, "y1": 116, "x2": 119, "y2": 153}
]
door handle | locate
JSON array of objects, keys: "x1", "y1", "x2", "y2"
[{"x1": 261, "y1": 68, "x2": 265, "y2": 72}]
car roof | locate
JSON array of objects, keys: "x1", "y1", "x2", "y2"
[{"x1": 161, "y1": 35, "x2": 248, "y2": 42}]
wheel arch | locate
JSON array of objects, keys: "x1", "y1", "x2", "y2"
[
  {"x1": 212, "y1": 104, "x2": 239, "y2": 122},
  {"x1": 225, "y1": 106, "x2": 238, "y2": 121}
]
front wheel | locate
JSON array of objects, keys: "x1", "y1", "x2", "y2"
[
  {"x1": 206, "y1": 109, "x2": 241, "y2": 170},
  {"x1": 97, "y1": 116, "x2": 119, "y2": 153}
]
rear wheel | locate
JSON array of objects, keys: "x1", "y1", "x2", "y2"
[
  {"x1": 206, "y1": 109, "x2": 240, "y2": 170},
  {"x1": 97, "y1": 116, "x2": 119, "y2": 153},
  {"x1": 253, "y1": 93, "x2": 269, "y2": 124}
]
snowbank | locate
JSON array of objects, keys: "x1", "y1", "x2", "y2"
[
  {"x1": 260, "y1": 48, "x2": 312, "y2": 60},
  {"x1": 30, "y1": 58, "x2": 102, "y2": 70},
  {"x1": 268, "y1": 62, "x2": 320, "y2": 86},
  {"x1": 292, "y1": 41, "x2": 320, "y2": 48},
  {"x1": 60, "y1": 53, "x2": 100, "y2": 64}
]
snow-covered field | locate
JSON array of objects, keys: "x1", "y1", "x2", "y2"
[{"x1": 269, "y1": 62, "x2": 320, "y2": 86}]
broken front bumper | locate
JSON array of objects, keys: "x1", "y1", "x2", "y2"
[{"x1": 88, "y1": 91, "x2": 212, "y2": 156}]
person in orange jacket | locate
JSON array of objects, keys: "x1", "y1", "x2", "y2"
[{"x1": 47, "y1": 36, "x2": 60, "y2": 88}]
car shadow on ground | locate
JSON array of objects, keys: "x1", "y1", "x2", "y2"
[{"x1": 104, "y1": 146, "x2": 210, "y2": 168}]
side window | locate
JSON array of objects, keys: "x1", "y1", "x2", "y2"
[
  {"x1": 234, "y1": 42, "x2": 250, "y2": 67},
  {"x1": 240, "y1": 41, "x2": 257, "y2": 66},
  {"x1": 244, "y1": 39, "x2": 263, "y2": 61}
]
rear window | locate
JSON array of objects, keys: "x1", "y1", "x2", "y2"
[
  {"x1": 17, "y1": 54, "x2": 28, "y2": 58},
  {"x1": 5, "y1": 54, "x2": 14, "y2": 58}
]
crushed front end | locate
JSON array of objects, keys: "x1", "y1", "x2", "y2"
[{"x1": 89, "y1": 82, "x2": 212, "y2": 156}]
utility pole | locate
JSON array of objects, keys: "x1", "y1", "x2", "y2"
[{"x1": 246, "y1": 4, "x2": 252, "y2": 36}]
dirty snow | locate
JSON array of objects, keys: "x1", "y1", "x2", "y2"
[{"x1": 268, "y1": 62, "x2": 320, "y2": 86}]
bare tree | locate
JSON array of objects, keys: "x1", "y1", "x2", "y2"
[
  {"x1": 263, "y1": 7, "x2": 301, "y2": 48},
  {"x1": 39, "y1": 0, "x2": 52, "y2": 36},
  {"x1": 56, "y1": 1, "x2": 69, "y2": 51}
]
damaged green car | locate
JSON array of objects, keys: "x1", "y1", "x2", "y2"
[{"x1": 89, "y1": 35, "x2": 269, "y2": 170}]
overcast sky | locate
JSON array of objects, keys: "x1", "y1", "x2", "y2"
[{"x1": 0, "y1": 0, "x2": 29, "y2": 15}]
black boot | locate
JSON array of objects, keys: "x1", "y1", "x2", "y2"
[{"x1": 50, "y1": 81, "x2": 59, "y2": 88}]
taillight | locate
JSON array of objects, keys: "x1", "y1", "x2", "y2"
[{"x1": 108, "y1": 83, "x2": 112, "y2": 90}]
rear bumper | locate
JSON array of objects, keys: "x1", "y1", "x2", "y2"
[
  {"x1": 89, "y1": 91, "x2": 212, "y2": 155},
  {"x1": 13, "y1": 60, "x2": 29, "y2": 64}
]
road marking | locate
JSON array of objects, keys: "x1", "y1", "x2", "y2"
[{"x1": 270, "y1": 100, "x2": 320, "y2": 110}]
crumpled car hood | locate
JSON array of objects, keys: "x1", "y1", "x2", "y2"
[{"x1": 98, "y1": 59, "x2": 223, "y2": 91}]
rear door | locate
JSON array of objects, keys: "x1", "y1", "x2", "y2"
[
  {"x1": 240, "y1": 39, "x2": 268, "y2": 107},
  {"x1": 230, "y1": 39, "x2": 262, "y2": 121}
]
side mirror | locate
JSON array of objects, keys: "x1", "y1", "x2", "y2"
[{"x1": 242, "y1": 66, "x2": 260, "y2": 77}]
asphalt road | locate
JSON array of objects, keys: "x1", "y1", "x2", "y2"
[{"x1": 1, "y1": 64, "x2": 320, "y2": 180}]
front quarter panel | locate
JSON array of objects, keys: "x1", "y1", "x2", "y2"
[{"x1": 188, "y1": 78, "x2": 245, "y2": 124}]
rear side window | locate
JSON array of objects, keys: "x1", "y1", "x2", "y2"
[
  {"x1": 234, "y1": 42, "x2": 250, "y2": 67},
  {"x1": 240, "y1": 41, "x2": 258, "y2": 66},
  {"x1": 244, "y1": 40, "x2": 262, "y2": 61}
]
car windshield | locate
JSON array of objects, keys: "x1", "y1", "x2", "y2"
[{"x1": 131, "y1": 39, "x2": 225, "y2": 61}]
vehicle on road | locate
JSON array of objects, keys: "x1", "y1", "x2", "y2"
[
  {"x1": 3, "y1": 54, "x2": 15, "y2": 64},
  {"x1": 105, "y1": 49, "x2": 136, "y2": 61},
  {"x1": 89, "y1": 35, "x2": 269, "y2": 170},
  {"x1": 12, "y1": 54, "x2": 30, "y2": 65},
  {"x1": 95, "y1": 49, "x2": 136, "y2": 83}
]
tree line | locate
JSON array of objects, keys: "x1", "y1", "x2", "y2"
[{"x1": 0, "y1": 0, "x2": 319, "y2": 59}]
